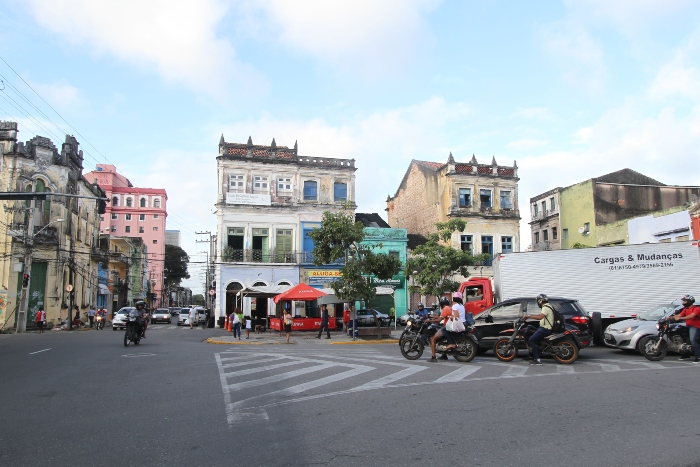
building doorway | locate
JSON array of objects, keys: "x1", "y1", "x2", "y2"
[{"x1": 226, "y1": 281, "x2": 243, "y2": 316}]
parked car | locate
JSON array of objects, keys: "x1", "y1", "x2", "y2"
[
  {"x1": 471, "y1": 297, "x2": 592, "y2": 353},
  {"x1": 603, "y1": 304, "x2": 677, "y2": 352},
  {"x1": 151, "y1": 308, "x2": 171, "y2": 324},
  {"x1": 112, "y1": 307, "x2": 134, "y2": 330},
  {"x1": 193, "y1": 306, "x2": 207, "y2": 324},
  {"x1": 356, "y1": 309, "x2": 392, "y2": 326},
  {"x1": 169, "y1": 307, "x2": 181, "y2": 316},
  {"x1": 177, "y1": 308, "x2": 197, "y2": 326},
  {"x1": 397, "y1": 311, "x2": 417, "y2": 326}
]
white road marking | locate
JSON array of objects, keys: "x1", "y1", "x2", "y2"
[
  {"x1": 223, "y1": 360, "x2": 305, "y2": 379},
  {"x1": 556, "y1": 365, "x2": 576, "y2": 374},
  {"x1": 436, "y1": 366, "x2": 482, "y2": 382},
  {"x1": 353, "y1": 366, "x2": 427, "y2": 389},
  {"x1": 29, "y1": 348, "x2": 51, "y2": 355},
  {"x1": 225, "y1": 363, "x2": 336, "y2": 392},
  {"x1": 501, "y1": 365, "x2": 528, "y2": 377}
]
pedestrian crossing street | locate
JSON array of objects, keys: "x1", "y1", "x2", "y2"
[{"x1": 214, "y1": 347, "x2": 698, "y2": 426}]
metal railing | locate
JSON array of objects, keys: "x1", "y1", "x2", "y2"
[{"x1": 221, "y1": 248, "x2": 346, "y2": 265}]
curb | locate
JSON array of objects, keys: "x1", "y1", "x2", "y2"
[
  {"x1": 206, "y1": 338, "x2": 297, "y2": 345},
  {"x1": 331, "y1": 339, "x2": 399, "y2": 345}
]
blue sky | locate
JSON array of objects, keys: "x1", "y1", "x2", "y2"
[{"x1": 2, "y1": 0, "x2": 700, "y2": 293}]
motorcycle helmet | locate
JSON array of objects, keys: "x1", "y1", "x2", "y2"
[
  {"x1": 439, "y1": 296, "x2": 451, "y2": 307},
  {"x1": 682, "y1": 294, "x2": 695, "y2": 305},
  {"x1": 417, "y1": 302, "x2": 424, "y2": 308},
  {"x1": 135, "y1": 300, "x2": 146, "y2": 309},
  {"x1": 536, "y1": 293, "x2": 549, "y2": 307}
]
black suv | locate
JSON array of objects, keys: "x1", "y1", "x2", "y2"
[{"x1": 471, "y1": 297, "x2": 592, "y2": 353}]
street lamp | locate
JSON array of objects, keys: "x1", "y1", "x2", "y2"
[{"x1": 16, "y1": 218, "x2": 64, "y2": 333}]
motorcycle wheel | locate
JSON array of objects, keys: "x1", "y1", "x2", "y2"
[
  {"x1": 553, "y1": 339, "x2": 578, "y2": 364},
  {"x1": 453, "y1": 338, "x2": 477, "y2": 362},
  {"x1": 124, "y1": 331, "x2": 130, "y2": 347},
  {"x1": 400, "y1": 338, "x2": 424, "y2": 360},
  {"x1": 494, "y1": 339, "x2": 518, "y2": 362},
  {"x1": 639, "y1": 336, "x2": 667, "y2": 361}
]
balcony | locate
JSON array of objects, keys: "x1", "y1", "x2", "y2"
[
  {"x1": 531, "y1": 208, "x2": 559, "y2": 221},
  {"x1": 221, "y1": 248, "x2": 346, "y2": 265}
]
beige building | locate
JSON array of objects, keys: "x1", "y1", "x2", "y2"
[
  {"x1": 387, "y1": 153, "x2": 521, "y2": 277},
  {"x1": 529, "y1": 188, "x2": 562, "y2": 251},
  {"x1": 0, "y1": 122, "x2": 104, "y2": 329}
]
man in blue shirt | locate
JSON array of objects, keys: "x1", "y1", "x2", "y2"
[{"x1": 415, "y1": 303, "x2": 430, "y2": 319}]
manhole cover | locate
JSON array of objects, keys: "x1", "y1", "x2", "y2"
[{"x1": 122, "y1": 353, "x2": 156, "y2": 357}]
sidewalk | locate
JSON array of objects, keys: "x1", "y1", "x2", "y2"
[{"x1": 206, "y1": 328, "x2": 403, "y2": 346}]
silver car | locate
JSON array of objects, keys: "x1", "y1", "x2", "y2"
[{"x1": 604, "y1": 304, "x2": 677, "y2": 351}]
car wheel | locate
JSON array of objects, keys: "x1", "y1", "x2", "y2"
[
  {"x1": 591, "y1": 312, "x2": 603, "y2": 345},
  {"x1": 112, "y1": 327, "x2": 117, "y2": 331}
]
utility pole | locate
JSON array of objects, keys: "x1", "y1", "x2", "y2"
[
  {"x1": 196, "y1": 231, "x2": 213, "y2": 311},
  {"x1": 16, "y1": 199, "x2": 35, "y2": 333}
]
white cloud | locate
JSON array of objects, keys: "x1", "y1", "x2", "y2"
[
  {"x1": 648, "y1": 28, "x2": 700, "y2": 101},
  {"x1": 232, "y1": 0, "x2": 440, "y2": 73},
  {"x1": 506, "y1": 139, "x2": 549, "y2": 150},
  {"x1": 25, "y1": 0, "x2": 266, "y2": 97},
  {"x1": 32, "y1": 81, "x2": 88, "y2": 113},
  {"x1": 510, "y1": 107, "x2": 551, "y2": 120}
]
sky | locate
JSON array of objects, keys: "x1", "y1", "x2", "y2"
[{"x1": 2, "y1": 0, "x2": 700, "y2": 293}]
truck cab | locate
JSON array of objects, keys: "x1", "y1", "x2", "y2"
[{"x1": 459, "y1": 277, "x2": 494, "y2": 317}]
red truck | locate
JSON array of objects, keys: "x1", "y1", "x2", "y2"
[{"x1": 458, "y1": 277, "x2": 494, "y2": 318}]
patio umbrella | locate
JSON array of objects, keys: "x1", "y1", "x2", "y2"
[{"x1": 272, "y1": 283, "x2": 327, "y2": 303}]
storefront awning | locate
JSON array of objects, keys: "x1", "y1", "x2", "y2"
[
  {"x1": 97, "y1": 284, "x2": 110, "y2": 295},
  {"x1": 316, "y1": 286, "x2": 395, "y2": 305},
  {"x1": 236, "y1": 285, "x2": 292, "y2": 298}
]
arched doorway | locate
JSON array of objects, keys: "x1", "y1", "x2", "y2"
[
  {"x1": 251, "y1": 281, "x2": 267, "y2": 322},
  {"x1": 226, "y1": 281, "x2": 243, "y2": 316}
]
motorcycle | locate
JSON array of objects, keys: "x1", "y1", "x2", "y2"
[
  {"x1": 493, "y1": 317, "x2": 580, "y2": 364},
  {"x1": 399, "y1": 318, "x2": 478, "y2": 362},
  {"x1": 639, "y1": 306, "x2": 693, "y2": 361},
  {"x1": 124, "y1": 309, "x2": 143, "y2": 347},
  {"x1": 95, "y1": 315, "x2": 104, "y2": 330}
]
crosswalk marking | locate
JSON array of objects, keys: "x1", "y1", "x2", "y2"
[
  {"x1": 436, "y1": 366, "x2": 482, "y2": 382},
  {"x1": 354, "y1": 366, "x2": 427, "y2": 389},
  {"x1": 225, "y1": 363, "x2": 337, "y2": 393},
  {"x1": 502, "y1": 365, "x2": 528, "y2": 377}
]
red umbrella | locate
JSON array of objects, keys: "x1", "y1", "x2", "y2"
[{"x1": 273, "y1": 283, "x2": 327, "y2": 303}]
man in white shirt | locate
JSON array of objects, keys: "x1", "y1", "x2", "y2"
[{"x1": 188, "y1": 308, "x2": 197, "y2": 329}]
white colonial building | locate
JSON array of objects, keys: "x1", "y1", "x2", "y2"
[{"x1": 214, "y1": 136, "x2": 356, "y2": 326}]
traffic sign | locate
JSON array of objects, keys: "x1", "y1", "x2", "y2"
[
  {"x1": 65, "y1": 284, "x2": 73, "y2": 292},
  {"x1": 208, "y1": 289, "x2": 216, "y2": 296}
]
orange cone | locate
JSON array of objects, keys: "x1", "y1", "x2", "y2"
[
  {"x1": 227, "y1": 316, "x2": 232, "y2": 332},
  {"x1": 225, "y1": 316, "x2": 230, "y2": 331}
]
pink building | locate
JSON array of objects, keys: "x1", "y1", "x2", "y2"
[{"x1": 85, "y1": 164, "x2": 168, "y2": 307}]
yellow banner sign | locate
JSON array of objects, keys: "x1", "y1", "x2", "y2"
[{"x1": 308, "y1": 270, "x2": 342, "y2": 277}]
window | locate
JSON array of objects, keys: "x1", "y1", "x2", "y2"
[
  {"x1": 100, "y1": 216, "x2": 104, "y2": 221},
  {"x1": 229, "y1": 174, "x2": 244, "y2": 191},
  {"x1": 458, "y1": 188, "x2": 471, "y2": 207},
  {"x1": 140, "y1": 198, "x2": 146, "y2": 207},
  {"x1": 253, "y1": 176, "x2": 268, "y2": 191},
  {"x1": 277, "y1": 177, "x2": 292, "y2": 192},
  {"x1": 552, "y1": 227, "x2": 558, "y2": 240},
  {"x1": 112, "y1": 196, "x2": 119, "y2": 206},
  {"x1": 138, "y1": 226, "x2": 144, "y2": 233},
  {"x1": 111, "y1": 226, "x2": 116, "y2": 232},
  {"x1": 126, "y1": 197, "x2": 132, "y2": 207},
  {"x1": 550, "y1": 197, "x2": 555, "y2": 210},
  {"x1": 563, "y1": 228, "x2": 568, "y2": 240},
  {"x1": 501, "y1": 236, "x2": 513, "y2": 253},
  {"x1": 534, "y1": 232, "x2": 540, "y2": 244},
  {"x1": 153, "y1": 240, "x2": 157, "y2": 244},
  {"x1": 153, "y1": 214, "x2": 159, "y2": 219},
  {"x1": 543, "y1": 229, "x2": 549, "y2": 241},
  {"x1": 488, "y1": 302, "x2": 522, "y2": 320},
  {"x1": 228, "y1": 227, "x2": 244, "y2": 249},
  {"x1": 541, "y1": 201, "x2": 547, "y2": 214},
  {"x1": 125, "y1": 226, "x2": 131, "y2": 233},
  {"x1": 480, "y1": 189, "x2": 492, "y2": 208},
  {"x1": 153, "y1": 227, "x2": 158, "y2": 231},
  {"x1": 533, "y1": 203, "x2": 538, "y2": 215},
  {"x1": 481, "y1": 235, "x2": 493, "y2": 256},
  {"x1": 303, "y1": 181, "x2": 317, "y2": 200},
  {"x1": 275, "y1": 229, "x2": 293, "y2": 262},
  {"x1": 460, "y1": 235, "x2": 473, "y2": 253},
  {"x1": 389, "y1": 250, "x2": 400, "y2": 262},
  {"x1": 139, "y1": 214, "x2": 145, "y2": 221},
  {"x1": 153, "y1": 199, "x2": 160, "y2": 208},
  {"x1": 111, "y1": 213, "x2": 118, "y2": 220},
  {"x1": 500, "y1": 191, "x2": 512, "y2": 209},
  {"x1": 334, "y1": 182, "x2": 348, "y2": 202},
  {"x1": 125, "y1": 213, "x2": 132, "y2": 221}
]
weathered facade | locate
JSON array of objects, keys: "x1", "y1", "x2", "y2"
[
  {"x1": 386, "y1": 154, "x2": 521, "y2": 278},
  {"x1": 529, "y1": 187, "x2": 562, "y2": 251},
  {"x1": 0, "y1": 122, "x2": 104, "y2": 329},
  {"x1": 214, "y1": 136, "x2": 356, "y2": 325},
  {"x1": 535, "y1": 169, "x2": 700, "y2": 249}
]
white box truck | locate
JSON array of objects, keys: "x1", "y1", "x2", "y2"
[{"x1": 491, "y1": 241, "x2": 700, "y2": 342}]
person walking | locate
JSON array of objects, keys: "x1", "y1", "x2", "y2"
[
  {"x1": 188, "y1": 307, "x2": 197, "y2": 329},
  {"x1": 88, "y1": 305, "x2": 96, "y2": 328},
  {"x1": 316, "y1": 304, "x2": 331, "y2": 339},
  {"x1": 245, "y1": 316, "x2": 252, "y2": 339},
  {"x1": 232, "y1": 308, "x2": 242, "y2": 339},
  {"x1": 35, "y1": 307, "x2": 46, "y2": 333},
  {"x1": 283, "y1": 309, "x2": 292, "y2": 343}
]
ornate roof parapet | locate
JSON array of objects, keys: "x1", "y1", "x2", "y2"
[
  {"x1": 219, "y1": 137, "x2": 355, "y2": 169},
  {"x1": 450, "y1": 154, "x2": 517, "y2": 178}
]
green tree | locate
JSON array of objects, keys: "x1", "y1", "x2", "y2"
[
  {"x1": 164, "y1": 244, "x2": 190, "y2": 288},
  {"x1": 309, "y1": 211, "x2": 402, "y2": 336},
  {"x1": 405, "y1": 219, "x2": 488, "y2": 298},
  {"x1": 192, "y1": 294, "x2": 205, "y2": 306}
]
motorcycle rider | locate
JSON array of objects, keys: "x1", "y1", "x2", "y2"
[
  {"x1": 522, "y1": 293, "x2": 554, "y2": 365},
  {"x1": 415, "y1": 303, "x2": 430, "y2": 319},
  {"x1": 134, "y1": 301, "x2": 147, "y2": 338},
  {"x1": 426, "y1": 296, "x2": 459, "y2": 362},
  {"x1": 669, "y1": 295, "x2": 700, "y2": 363}
]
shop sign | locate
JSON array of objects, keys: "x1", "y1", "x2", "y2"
[
  {"x1": 369, "y1": 276, "x2": 405, "y2": 288},
  {"x1": 225, "y1": 192, "x2": 271, "y2": 206},
  {"x1": 307, "y1": 269, "x2": 342, "y2": 285}
]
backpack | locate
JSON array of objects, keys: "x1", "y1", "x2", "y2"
[{"x1": 544, "y1": 303, "x2": 566, "y2": 333}]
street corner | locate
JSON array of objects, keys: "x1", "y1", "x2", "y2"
[
  {"x1": 331, "y1": 339, "x2": 399, "y2": 345},
  {"x1": 205, "y1": 337, "x2": 297, "y2": 345}
]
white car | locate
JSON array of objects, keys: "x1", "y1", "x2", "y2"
[
  {"x1": 112, "y1": 307, "x2": 134, "y2": 330},
  {"x1": 178, "y1": 308, "x2": 197, "y2": 326},
  {"x1": 194, "y1": 307, "x2": 207, "y2": 324}
]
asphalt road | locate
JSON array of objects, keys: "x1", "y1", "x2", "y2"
[{"x1": 1, "y1": 324, "x2": 699, "y2": 467}]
